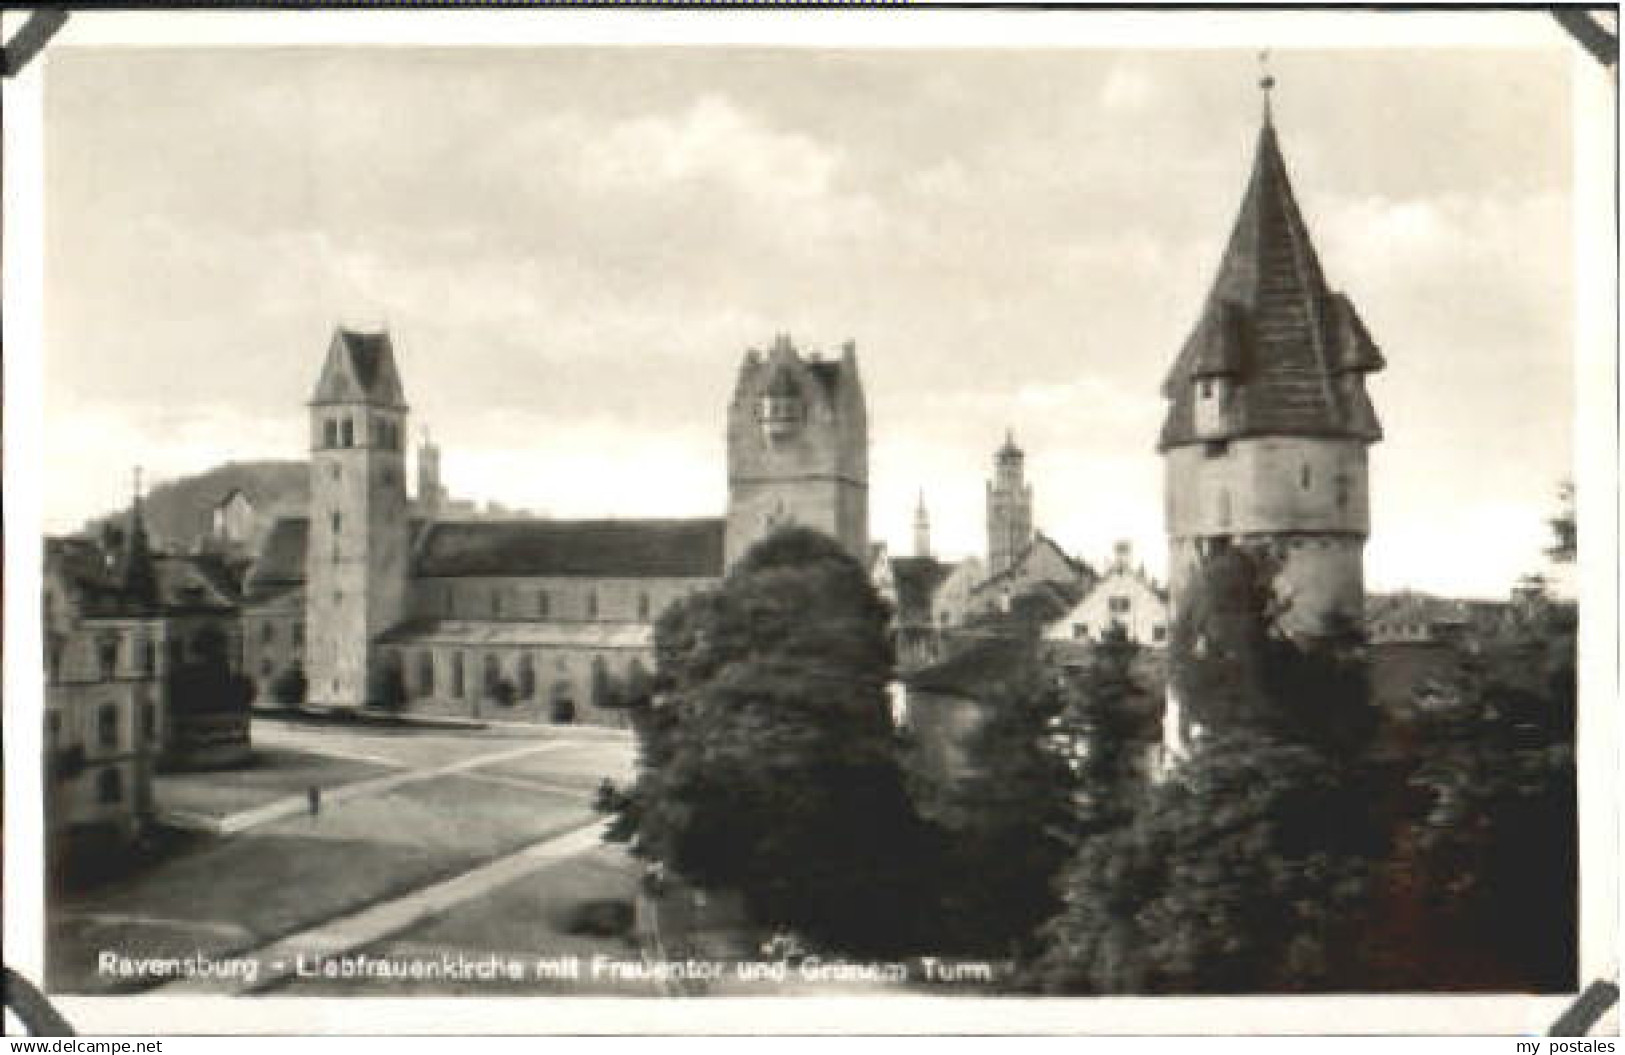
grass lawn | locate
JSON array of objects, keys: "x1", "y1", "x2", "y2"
[
  {"x1": 272, "y1": 844, "x2": 656, "y2": 996},
  {"x1": 50, "y1": 779, "x2": 596, "y2": 993},
  {"x1": 155, "y1": 747, "x2": 398, "y2": 818}
]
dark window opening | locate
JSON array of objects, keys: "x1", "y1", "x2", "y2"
[
  {"x1": 97, "y1": 635, "x2": 120, "y2": 680},
  {"x1": 1203, "y1": 440, "x2": 1228, "y2": 458},
  {"x1": 323, "y1": 420, "x2": 339, "y2": 448},
  {"x1": 537, "y1": 590, "x2": 550, "y2": 618},
  {"x1": 97, "y1": 704, "x2": 118, "y2": 749},
  {"x1": 418, "y1": 652, "x2": 435, "y2": 696},
  {"x1": 340, "y1": 418, "x2": 354, "y2": 448}
]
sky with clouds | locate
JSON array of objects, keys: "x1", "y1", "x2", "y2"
[{"x1": 42, "y1": 39, "x2": 1577, "y2": 598}]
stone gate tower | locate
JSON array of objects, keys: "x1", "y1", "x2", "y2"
[
  {"x1": 725, "y1": 334, "x2": 868, "y2": 566},
  {"x1": 1159, "y1": 89, "x2": 1384, "y2": 736},
  {"x1": 986, "y1": 431, "x2": 1034, "y2": 578},
  {"x1": 305, "y1": 328, "x2": 412, "y2": 707}
]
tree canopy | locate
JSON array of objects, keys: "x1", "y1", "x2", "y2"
[{"x1": 605, "y1": 527, "x2": 931, "y2": 954}]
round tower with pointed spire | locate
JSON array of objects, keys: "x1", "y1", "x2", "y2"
[{"x1": 1159, "y1": 75, "x2": 1385, "y2": 745}]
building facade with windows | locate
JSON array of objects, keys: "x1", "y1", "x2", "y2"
[{"x1": 1045, "y1": 541, "x2": 1169, "y2": 647}]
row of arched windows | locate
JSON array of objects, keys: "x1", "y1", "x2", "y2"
[
  {"x1": 319, "y1": 413, "x2": 402, "y2": 451},
  {"x1": 404, "y1": 649, "x2": 614, "y2": 701}
]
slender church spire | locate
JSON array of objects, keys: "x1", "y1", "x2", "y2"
[{"x1": 913, "y1": 490, "x2": 932, "y2": 558}]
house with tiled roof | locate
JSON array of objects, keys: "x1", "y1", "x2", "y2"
[
  {"x1": 1045, "y1": 541, "x2": 1169, "y2": 648},
  {"x1": 44, "y1": 494, "x2": 257, "y2": 870}
]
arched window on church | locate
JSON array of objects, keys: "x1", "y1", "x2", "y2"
[
  {"x1": 340, "y1": 417, "x2": 354, "y2": 448},
  {"x1": 324, "y1": 419, "x2": 339, "y2": 449}
]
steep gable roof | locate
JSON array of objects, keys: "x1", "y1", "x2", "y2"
[
  {"x1": 153, "y1": 554, "x2": 241, "y2": 611},
  {"x1": 413, "y1": 518, "x2": 726, "y2": 579},
  {"x1": 971, "y1": 531, "x2": 1092, "y2": 599},
  {"x1": 310, "y1": 328, "x2": 407, "y2": 408},
  {"x1": 1160, "y1": 115, "x2": 1383, "y2": 450}
]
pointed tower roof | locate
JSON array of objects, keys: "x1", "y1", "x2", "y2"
[
  {"x1": 310, "y1": 327, "x2": 408, "y2": 408},
  {"x1": 1159, "y1": 94, "x2": 1383, "y2": 451},
  {"x1": 997, "y1": 429, "x2": 1023, "y2": 461}
]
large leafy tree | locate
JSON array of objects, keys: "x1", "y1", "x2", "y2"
[
  {"x1": 1168, "y1": 544, "x2": 1377, "y2": 762},
  {"x1": 1395, "y1": 602, "x2": 1577, "y2": 990},
  {"x1": 605, "y1": 527, "x2": 932, "y2": 954},
  {"x1": 1031, "y1": 729, "x2": 1377, "y2": 993},
  {"x1": 904, "y1": 638, "x2": 1076, "y2": 957},
  {"x1": 1032, "y1": 545, "x2": 1384, "y2": 992}
]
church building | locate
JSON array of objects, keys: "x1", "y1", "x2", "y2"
[{"x1": 242, "y1": 328, "x2": 869, "y2": 723}]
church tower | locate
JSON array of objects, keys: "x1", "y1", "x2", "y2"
[
  {"x1": 986, "y1": 431, "x2": 1033, "y2": 577},
  {"x1": 1159, "y1": 81, "x2": 1383, "y2": 712},
  {"x1": 725, "y1": 333, "x2": 868, "y2": 566},
  {"x1": 913, "y1": 491, "x2": 932, "y2": 559},
  {"x1": 305, "y1": 328, "x2": 412, "y2": 707}
]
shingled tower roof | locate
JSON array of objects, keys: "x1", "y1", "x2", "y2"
[
  {"x1": 1159, "y1": 104, "x2": 1383, "y2": 451},
  {"x1": 310, "y1": 327, "x2": 408, "y2": 408}
]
